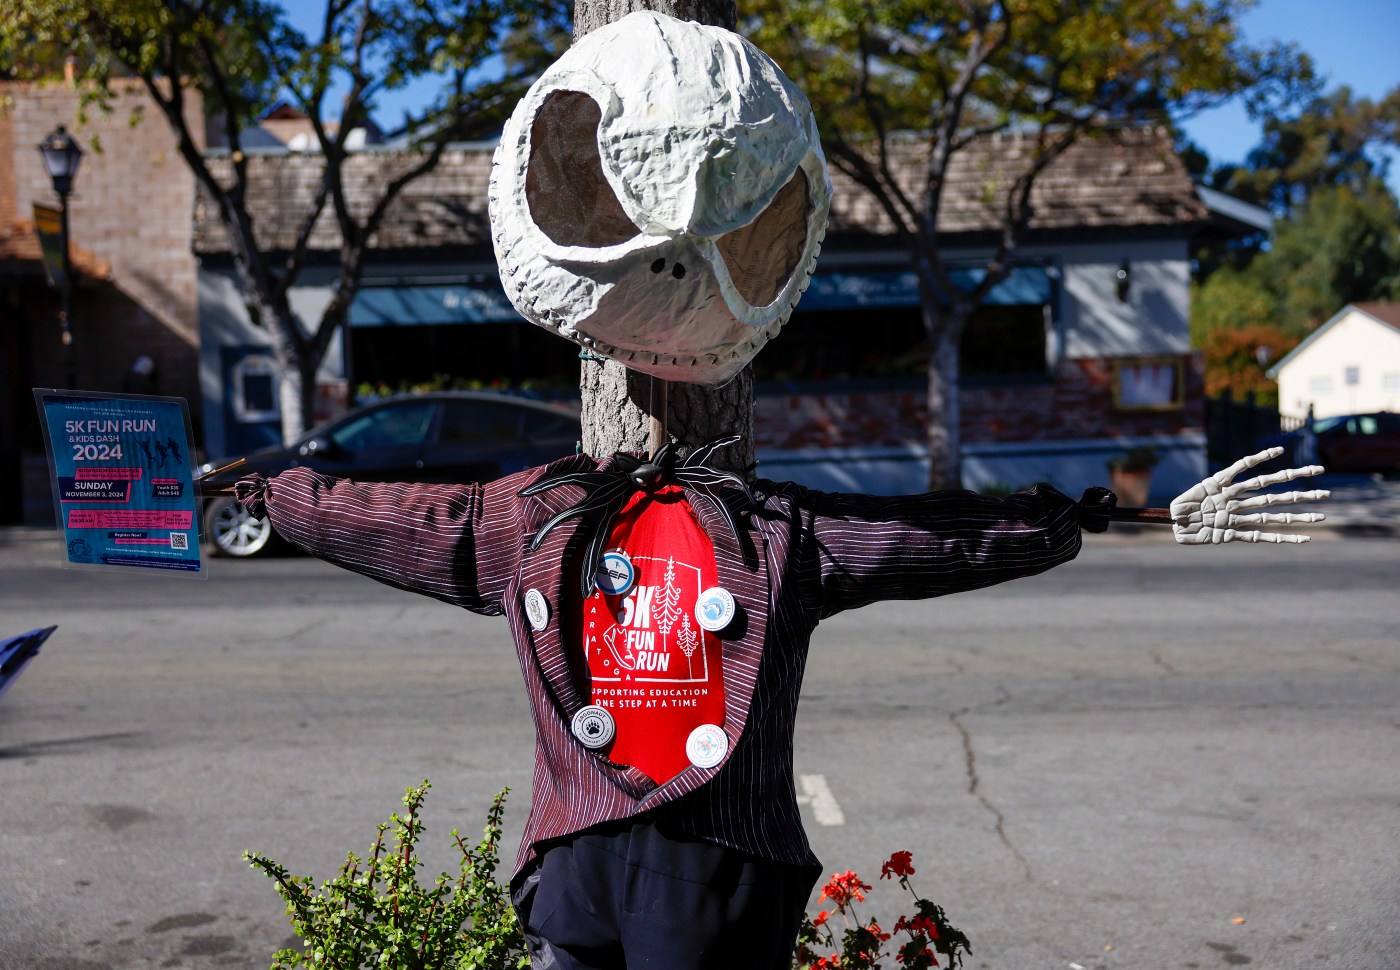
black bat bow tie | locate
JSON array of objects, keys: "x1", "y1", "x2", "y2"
[{"x1": 519, "y1": 436, "x2": 753, "y2": 596}]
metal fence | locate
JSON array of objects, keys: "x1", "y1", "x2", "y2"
[{"x1": 1204, "y1": 392, "x2": 1311, "y2": 469}]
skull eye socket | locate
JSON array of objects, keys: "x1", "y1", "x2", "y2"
[
  {"x1": 716, "y1": 168, "x2": 811, "y2": 307},
  {"x1": 525, "y1": 90, "x2": 639, "y2": 248}
]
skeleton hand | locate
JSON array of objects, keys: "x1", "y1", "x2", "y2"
[{"x1": 1170, "y1": 447, "x2": 1328, "y2": 544}]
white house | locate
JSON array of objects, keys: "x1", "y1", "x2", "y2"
[{"x1": 1268, "y1": 303, "x2": 1400, "y2": 420}]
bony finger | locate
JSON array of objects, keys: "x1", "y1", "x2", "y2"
[
  {"x1": 1231, "y1": 489, "x2": 1330, "y2": 510},
  {"x1": 1232, "y1": 464, "x2": 1325, "y2": 493},
  {"x1": 1283, "y1": 488, "x2": 1331, "y2": 503},
  {"x1": 1232, "y1": 511, "x2": 1325, "y2": 525},
  {"x1": 1216, "y1": 448, "x2": 1279, "y2": 485},
  {"x1": 1245, "y1": 530, "x2": 1310, "y2": 544}
]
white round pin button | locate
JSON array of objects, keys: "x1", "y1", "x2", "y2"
[
  {"x1": 571, "y1": 705, "x2": 615, "y2": 750},
  {"x1": 523, "y1": 588, "x2": 550, "y2": 631},
  {"x1": 594, "y1": 549, "x2": 636, "y2": 596},
  {"x1": 694, "y1": 587, "x2": 736, "y2": 632},
  {"x1": 686, "y1": 723, "x2": 728, "y2": 769}
]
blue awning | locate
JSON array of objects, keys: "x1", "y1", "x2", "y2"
[
  {"x1": 800, "y1": 265, "x2": 1052, "y2": 310},
  {"x1": 349, "y1": 282, "x2": 523, "y2": 327}
]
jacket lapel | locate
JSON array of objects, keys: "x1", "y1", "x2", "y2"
[
  {"x1": 516, "y1": 459, "x2": 591, "y2": 717},
  {"x1": 685, "y1": 481, "x2": 769, "y2": 774}
]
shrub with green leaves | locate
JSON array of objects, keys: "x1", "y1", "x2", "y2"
[{"x1": 244, "y1": 782, "x2": 527, "y2": 970}]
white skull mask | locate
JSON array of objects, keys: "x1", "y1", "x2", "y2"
[{"x1": 488, "y1": 11, "x2": 832, "y2": 385}]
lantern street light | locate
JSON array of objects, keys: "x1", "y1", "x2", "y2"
[{"x1": 37, "y1": 124, "x2": 83, "y2": 389}]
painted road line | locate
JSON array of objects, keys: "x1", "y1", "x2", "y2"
[{"x1": 797, "y1": 774, "x2": 845, "y2": 826}]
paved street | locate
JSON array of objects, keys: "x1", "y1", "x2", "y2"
[{"x1": 1, "y1": 526, "x2": 1397, "y2": 970}]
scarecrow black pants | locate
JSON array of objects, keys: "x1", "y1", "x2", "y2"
[{"x1": 513, "y1": 816, "x2": 818, "y2": 969}]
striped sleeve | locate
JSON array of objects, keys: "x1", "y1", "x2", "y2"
[
  {"x1": 235, "y1": 466, "x2": 531, "y2": 615},
  {"x1": 795, "y1": 483, "x2": 1109, "y2": 619}
]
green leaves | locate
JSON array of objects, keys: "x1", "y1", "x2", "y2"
[
  {"x1": 747, "y1": 0, "x2": 1311, "y2": 157},
  {"x1": 244, "y1": 782, "x2": 525, "y2": 970}
]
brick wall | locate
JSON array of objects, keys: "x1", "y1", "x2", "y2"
[
  {"x1": 2, "y1": 79, "x2": 202, "y2": 407},
  {"x1": 755, "y1": 354, "x2": 1205, "y2": 450},
  {"x1": 0, "y1": 104, "x2": 14, "y2": 228}
]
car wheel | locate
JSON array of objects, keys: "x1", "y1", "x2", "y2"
[{"x1": 205, "y1": 497, "x2": 274, "y2": 558}]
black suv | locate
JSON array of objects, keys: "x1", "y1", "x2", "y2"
[{"x1": 199, "y1": 392, "x2": 580, "y2": 557}]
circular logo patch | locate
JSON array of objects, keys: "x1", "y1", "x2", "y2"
[
  {"x1": 523, "y1": 589, "x2": 550, "y2": 631},
  {"x1": 594, "y1": 549, "x2": 636, "y2": 596},
  {"x1": 686, "y1": 723, "x2": 728, "y2": 769},
  {"x1": 695, "y1": 587, "x2": 736, "y2": 632},
  {"x1": 571, "y1": 705, "x2": 616, "y2": 750}
]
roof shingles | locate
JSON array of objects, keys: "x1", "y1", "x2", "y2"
[
  {"x1": 1354, "y1": 303, "x2": 1400, "y2": 333},
  {"x1": 194, "y1": 128, "x2": 1205, "y2": 255}
]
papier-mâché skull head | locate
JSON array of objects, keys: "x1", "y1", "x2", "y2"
[{"x1": 488, "y1": 11, "x2": 832, "y2": 385}]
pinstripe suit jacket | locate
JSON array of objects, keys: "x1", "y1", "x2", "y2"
[{"x1": 239, "y1": 453, "x2": 1110, "y2": 875}]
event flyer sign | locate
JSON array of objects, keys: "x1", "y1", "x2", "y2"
[{"x1": 34, "y1": 390, "x2": 206, "y2": 576}]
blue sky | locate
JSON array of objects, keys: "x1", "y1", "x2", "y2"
[
  {"x1": 1175, "y1": 0, "x2": 1399, "y2": 178},
  {"x1": 280, "y1": 0, "x2": 1399, "y2": 184}
]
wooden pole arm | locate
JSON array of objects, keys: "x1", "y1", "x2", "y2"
[
  {"x1": 196, "y1": 457, "x2": 246, "y2": 498},
  {"x1": 1109, "y1": 506, "x2": 1173, "y2": 525}
]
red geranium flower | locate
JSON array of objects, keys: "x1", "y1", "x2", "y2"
[
  {"x1": 813, "y1": 910, "x2": 831, "y2": 928},
  {"x1": 909, "y1": 915, "x2": 940, "y2": 940},
  {"x1": 819, "y1": 870, "x2": 873, "y2": 907},
  {"x1": 880, "y1": 850, "x2": 916, "y2": 880}
]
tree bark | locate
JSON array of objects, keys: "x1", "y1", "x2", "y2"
[
  {"x1": 573, "y1": 0, "x2": 753, "y2": 475},
  {"x1": 580, "y1": 361, "x2": 754, "y2": 470},
  {"x1": 923, "y1": 304, "x2": 969, "y2": 492},
  {"x1": 574, "y1": 0, "x2": 735, "y2": 36}
]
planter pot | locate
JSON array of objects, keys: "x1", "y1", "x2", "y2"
[{"x1": 1109, "y1": 468, "x2": 1153, "y2": 507}]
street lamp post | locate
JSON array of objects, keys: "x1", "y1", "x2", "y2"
[{"x1": 37, "y1": 125, "x2": 83, "y2": 390}]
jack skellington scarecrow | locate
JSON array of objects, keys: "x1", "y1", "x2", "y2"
[{"x1": 235, "y1": 12, "x2": 1328, "y2": 969}]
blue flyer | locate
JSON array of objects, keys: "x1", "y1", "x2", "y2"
[{"x1": 33, "y1": 390, "x2": 206, "y2": 576}]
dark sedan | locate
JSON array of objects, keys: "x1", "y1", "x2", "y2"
[
  {"x1": 1261, "y1": 412, "x2": 1400, "y2": 475},
  {"x1": 199, "y1": 392, "x2": 580, "y2": 557},
  {"x1": 1309, "y1": 412, "x2": 1400, "y2": 473}
]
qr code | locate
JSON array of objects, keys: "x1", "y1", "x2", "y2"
[{"x1": 169, "y1": 532, "x2": 189, "y2": 550}]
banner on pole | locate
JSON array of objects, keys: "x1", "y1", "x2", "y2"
[{"x1": 31, "y1": 203, "x2": 67, "y2": 291}]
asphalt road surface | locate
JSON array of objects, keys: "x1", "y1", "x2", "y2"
[{"x1": 1, "y1": 529, "x2": 1397, "y2": 970}]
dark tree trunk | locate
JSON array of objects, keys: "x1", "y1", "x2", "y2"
[
  {"x1": 923, "y1": 303, "x2": 970, "y2": 492},
  {"x1": 574, "y1": 1, "x2": 735, "y2": 35},
  {"x1": 573, "y1": 0, "x2": 753, "y2": 475}
]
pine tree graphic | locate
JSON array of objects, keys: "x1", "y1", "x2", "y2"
[
  {"x1": 654, "y1": 557, "x2": 683, "y2": 643},
  {"x1": 677, "y1": 614, "x2": 700, "y2": 678}
]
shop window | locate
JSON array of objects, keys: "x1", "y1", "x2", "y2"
[
  {"x1": 231, "y1": 354, "x2": 280, "y2": 423},
  {"x1": 350, "y1": 322, "x2": 581, "y2": 395},
  {"x1": 1113, "y1": 357, "x2": 1184, "y2": 411},
  {"x1": 752, "y1": 308, "x2": 926, "y2": 383},
  {"x1": 960, "y1": 304, "x2": 1049, "y2": 385}
]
